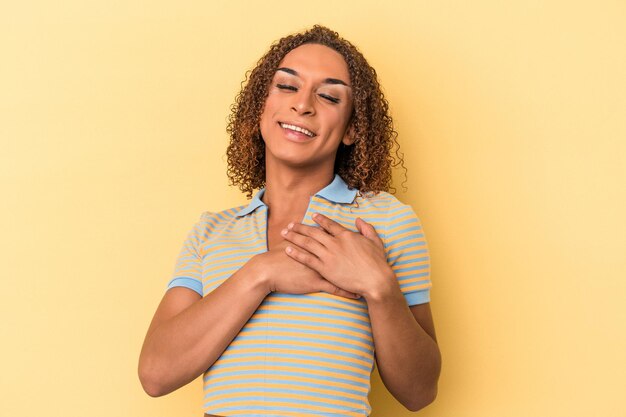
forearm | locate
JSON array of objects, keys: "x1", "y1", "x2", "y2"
[
  {"x1": 366, "y1": 283, "x2": 441, "y2": 411},
  {"x1": 280, "y1": 213, "x2": 440, "y2": 409},
  {"x1": 139, "y1": 263, "x2": 269, "y2": 396}
]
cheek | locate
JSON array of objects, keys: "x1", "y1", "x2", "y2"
[
  {"x1": 327, "y1": 110, "x2": 351, "y2": 134},
  {"x1": 259, "y1": 100, "x2": 277, "y2": 131}
]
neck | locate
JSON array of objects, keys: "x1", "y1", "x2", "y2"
[{"x1": 262, "y1": 164, "x2": 335, "y2": 213}]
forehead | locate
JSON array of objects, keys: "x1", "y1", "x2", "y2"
[{"x1": 277, "y1": 43, "x2": 350, "y2": 82}]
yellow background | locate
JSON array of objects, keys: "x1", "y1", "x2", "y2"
[{"x1": 1, "y1": 1, "x2": 625, "y2": 416}]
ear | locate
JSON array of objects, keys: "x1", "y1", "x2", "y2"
[{"x1": 342, "y1": 124, "x2": 356, "y2": 146}]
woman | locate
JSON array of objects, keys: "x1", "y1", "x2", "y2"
[{"x1": 139, "y1": 25, "x2": 441, "y2": 417}]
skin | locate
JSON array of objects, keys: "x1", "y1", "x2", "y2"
[
  {"x1": 139, "y1": 43, "x2": 441, "y2": 414},
  {"x1": 282, "y1": 213, "x2": 441, "y2": 411}
]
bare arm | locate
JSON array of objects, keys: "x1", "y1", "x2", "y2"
[
  {"x1": 367, "y1": 285, "x2": 441, "y2": 411},
  {"x1": 138, "y1": 263, "x2": 268, "y2": 397},
  {"x1": 282, "y1": 213, "x2": 441, "y2": 411},
  {"x1": 138, "y1": 244, "x2": 357, "y2": 397}
]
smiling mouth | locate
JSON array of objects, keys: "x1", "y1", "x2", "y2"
[{"x1": 279, "y1": 122, "x2": 316, "y2": 138}]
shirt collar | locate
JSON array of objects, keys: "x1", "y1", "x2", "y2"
[{"x1": 235, "y1": 174, "x2": 357, "y2": 217}]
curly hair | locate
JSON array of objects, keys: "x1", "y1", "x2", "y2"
[{"x1": 226, "y1": 25, "x2": 405, "y2": 198}]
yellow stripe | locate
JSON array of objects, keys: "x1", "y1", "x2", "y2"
[
  {"x1": 235, "y1": 329, "x2": 373, "y2": 353},
  {"x1": 212, "y1": 355, "x2": 370, "y2": 377},
  {"x1": 203, "y1": 372, "x2": 369, "y2": 394},
  {"x1": 392, "y1": 258, "x2": 429, "y2": 271},
  {"x1": 203, "y1": 382, "x2": 364, "y2": 401},
  {"x1": 204, "y1": 399, "x2": 366, "y2": 415},
  {"x1": 386, "y1": 237, "x2": 426, "y2": 253},
  {"x1": 256, "y1": 304, "x2": 370, "y2": 323},
  {"x1": 386, "y1": 218, "x2": 422, "y2": 235},
  {"x1": 252, "y1": 312, "x2": 371, "y2": 333},
  {"x1": 206, "y1": 407, "x2": 366, "y2": 417},
  {"x1": 202, "y1": 253, "x2": 253, "y2": 274},
  {"x1": 204, "y1": 389, "x2": 362, "y2": 409},
  {"x1": 202, "y1": 246, "x2": 261, "y2": 264},
  {"x1": 385, "y1": 228, "x2": 425, "y2": 243},
  {"x1": 265, "y1": 294, "x2": 368, "y2": 314},
  {"x1": 218, "y1": 346, "x2": 372, "y2": 368},
  {"x1": 237, "y1": 322, "x2": 373, "y2": 344},
  {"x1": 206, "y1": 364, "x2": 370, "y2": 385},
  {"x1": 211, "y1": 225, "x2": 259, "y2": 241},
  {"x1": 227, "y1": 338, "x2": 373, "y2": 359},
  {"x1": 396, "y1": 268, "x2": 430, "y2": 280},
  {"x1": 399, "y1": 282, "x2": 432, "y2": 292}
]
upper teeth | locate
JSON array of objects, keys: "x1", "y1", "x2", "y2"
[{"x1": 280, "y1": 123, "x2": 315, "y2": 137}]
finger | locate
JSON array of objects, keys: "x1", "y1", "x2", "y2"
[
  {"x1": 311, "y1": 212, "x2": 348, "y2": 237},
  {"x1": 355, "y1": 217, "x2": 384, "y2": 246},
  {"x1": 285, "y1": 244, "x2": 324, "y2": 272},
  {"x1": 317, "y1": 279, "x2": 360, "y2": 300},
  {"x1": 282, "y1": 225, "x2": 327, "y2": 256},
  {"x1": 287, "y1": 222, "x2": 334, "y2": 246}
]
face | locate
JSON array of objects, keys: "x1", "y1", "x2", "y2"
[{"x1": 259, "y1": 43, "x2": 354, "y2": 171}]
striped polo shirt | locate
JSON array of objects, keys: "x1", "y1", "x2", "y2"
[{"x1": 168, "y1": 174, "x2": 432, "y2": 416}]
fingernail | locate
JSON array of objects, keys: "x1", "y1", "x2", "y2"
[
  {"x1": 287, "y1": 222, "x2": 294, "y2": 229},
  {"x1": 285, "y1": 246, "x2": 292, "y2": 253},
  {"x1": 281, "y1": 228, "x2": 288, "y2": 236},
  {"x1": 312, "y1": 212, "x2": 318, "y2": 219}
]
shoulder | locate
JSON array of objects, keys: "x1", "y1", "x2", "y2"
[
  {"x1": 354, "y1": 190, "x2": 413, "y2": 213},
  {"x1": 353, "y1": 191, "x2": 424, "y2": 239},
  {"x1": 190, "y1": 204, "x2": 247, "y2": 234}
]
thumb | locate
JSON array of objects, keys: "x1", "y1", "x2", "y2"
[{"x1": 355, "y1": 218, "x2": 383, "y2": 245}]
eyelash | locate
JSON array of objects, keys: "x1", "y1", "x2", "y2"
[{"x1": 276, "y1": 84, "x2": 340, "y2": 104}]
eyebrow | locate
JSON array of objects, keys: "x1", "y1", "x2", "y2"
[{"x1": 277, "y1": 67, "x2": 350, "y2": 87}]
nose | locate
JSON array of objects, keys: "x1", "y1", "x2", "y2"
[{"x1": 291, "y1": 89, "x2": 315, "y2": 116}]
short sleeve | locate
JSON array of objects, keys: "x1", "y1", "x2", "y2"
[
  {"x1": 383, "y1": 203, "x2": 432, "y2": 306},
  {"x1": 166, "y1": 212, "x2": 212, "y2": 296}
]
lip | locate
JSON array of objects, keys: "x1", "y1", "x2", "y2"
[{"x1": 278, "y1": 121, "x2": 317, "y2": 138}]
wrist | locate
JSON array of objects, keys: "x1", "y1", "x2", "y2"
[
  {"x1": 242, "y1": 254, "x2": 272, "y2": 296},
  {"x1": 362, "y1": 268, "x2": 402, "y2": 304}
]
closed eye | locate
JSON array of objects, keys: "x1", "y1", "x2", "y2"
[
  {"x1": 319, "y1": 94, "x2": 340, "y2": 104},
  {"x1": 277, "y1": 84, "x2": 340, "y2": 104},
  {"x1": 277, "y1": 84, "x2": 297, "y2": 91}
]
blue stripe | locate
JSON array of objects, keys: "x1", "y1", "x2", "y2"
[
  {"x1": 202, "y1": 256, "x2": 257, "y2": 270},
  {"x1": 385, "y1": 218, "x2": 421, "y2": 233},
  {"x1": 204, "y1": 393, "x2": 365, "y2": 412},
  {"x1": 254, "y1": 308, "x2": 371, "y2": 328},
  {"x1": 270, "y1": 293, "x2": 368, "y2": 312},
  {"x1": 387, "y1": 241, "x2": 427, "y2": 258},
  {"x1": 240, "y1": 318, "x2": 371, "y2": 345},
  {"x1": 262, "y1": 300, "x2": 369, "y2": 318},
  {"x1": 245, "y1": 317, "x2": 373, "y2": 338},
  {"x1": 203, "y1": 376, "x2": 367, "y2": 397},
  {"x1": 385, "y1": 224, "x2": 423, "y2": 238},
  {"x1": 384, "y1": 233, "x2": 425, "y2": 250},
  {"x1": 201, "y1": 263, "x2": 250, "y2": 277},
  {"x1": 201, "y1": 244, "x2": 265, "y2": 259},
  {"x1": 224, "y1": 340, "x2": 372, "y2": 362},
  {"x1": 203, "y1": 386, "x2": 364, "y2": 406},
  {"x1": 388, "y1": 248, "x2": 428, "y2": 264},
  {"x1": 398, "y1": 275, "x2": 430, "y2": 289},
  {"x1": 213, "y1": 210, "x2": 235, "y2": 222},
  {"x1": 393, "y1": 255, "x2": 429, "y2": 266},
  {"x1": 224, "y1": 335, "x2": 373, "y2": 355},
  {"x1": 203, "y1": 368, "x2": 370, "y2": 389},
  {"x1": 394, "y1": 264, "x2": 429, "y2": 274},
  {"x1": 222, "y1": 336, "x2": 374, "y2": 362},
  {"x1": 218, "y1": 351, "x2": 372, "y2": 372}
]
